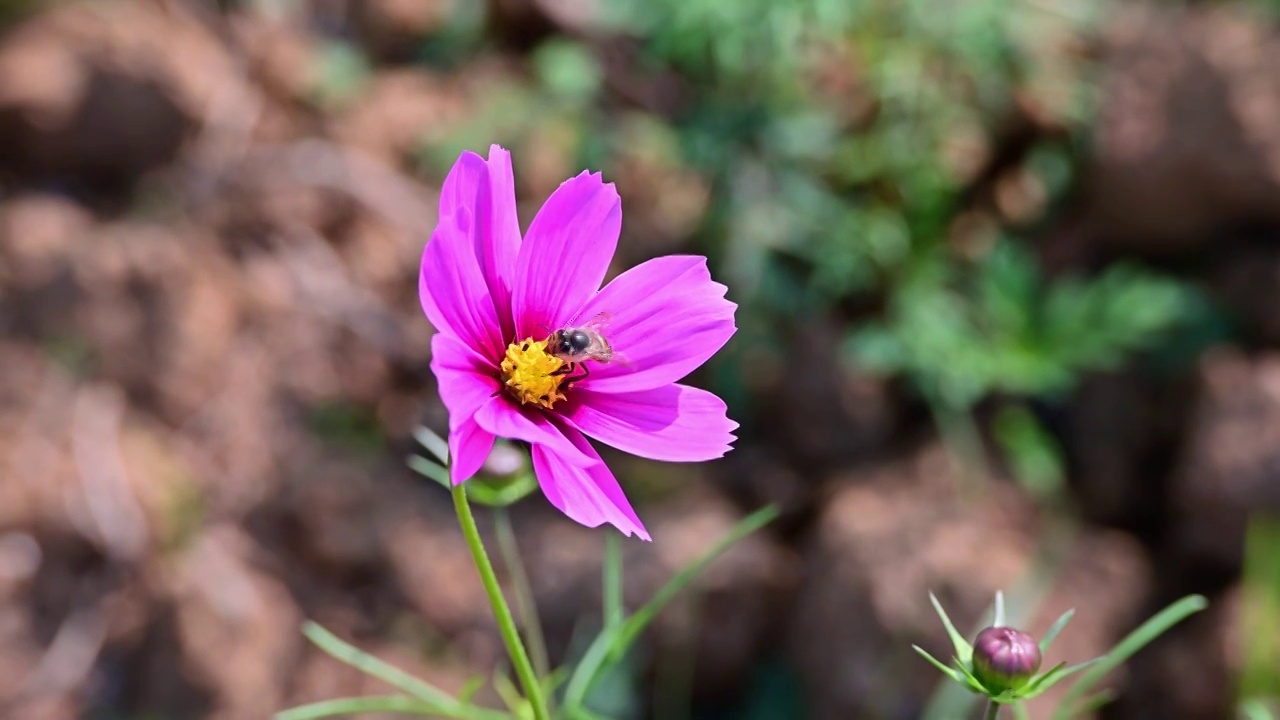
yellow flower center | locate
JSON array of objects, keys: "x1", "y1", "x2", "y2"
[{"x1": 501, "y1": 338, "x2": 567, "y2": 409}]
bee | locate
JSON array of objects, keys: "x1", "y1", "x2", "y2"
[{"x1": 547, "y1": 313, "x2": 616, "y2": 384}]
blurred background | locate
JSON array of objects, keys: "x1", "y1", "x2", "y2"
[{"x1": 2, "y1": 0, "x2": 1280, "y2": 718}]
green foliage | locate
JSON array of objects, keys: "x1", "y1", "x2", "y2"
[
  {"x1": 1052, "y1": 594, "x2": 1209, "y2": 718},
  {"x1": 533, "y1": 40, "x2": 603, "y2": 106},
  {"x1": 1241, "y1": 698, "x2": 1280, "y2": 720},
  {"x1": 1239, "y1": 515, "x2": 1280, "y2": 710},
  {"x1": 44, "y1": 333, "x2": 97, "y2": 379},
  {"x1": 560, "y1": 506, "x2": 781, "y2": 718},
  {"x1": 849, "y1": 241, "x2": 1192, "y2": 409},
  {"x1": 278, "y1": 622, "x2": 508, "y2": 720},
  {"x1": 409, "y1": 427, "x2": 540, "y2": 508},
  {"x1": 278, "y1": 427, "x2": 779, "y2": 720},
  {"x1": 423, "y1": 0, "x2": 1196, "y2": 448},
  {"x1": 306, "y1": 402, "x2": 385, "y2": 455},
  {"x1": 310, "y1": 41, "x2": 372, "y2": 108},
  {"x1": 993, "y1": 404, "x2": 1066, "y2": 499}
]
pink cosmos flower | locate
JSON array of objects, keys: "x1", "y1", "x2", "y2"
[{"x1": 419, "y1": 145, "x2": 738, "y2": 540}]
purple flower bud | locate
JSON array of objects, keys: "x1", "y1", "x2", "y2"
[{"x1": 971, "y1": 626, "x2": 1042, "y2": 692}]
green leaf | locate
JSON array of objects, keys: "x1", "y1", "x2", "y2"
[
  {"x1": 993, "y1": 405, "x2": 1066, "y2": 499},
  {"x1": 492, "y1": 669, "x2": 528, "y2": 718},
  {"x1": 847, "y1": 325, "x2": 907, "y2": 374},
  {"x1": 275, "y1": 695, "x2": 463, "y2": 719},
  {"x1": 1067, "y1": 689, "x2": 1116, "y2": 717},
  {"x1": 929, "y1": 591, "x2": 975, "y2": 663},
  {"x1": 457, "y1": 676, "x2": 486, "y2": 703},
  {"x1": 408, "y1": 454, "x2": 452, "y2": 488},
  {"x1": 614, "y1": 505, "x2": 779, "y2": 654},
  {"x1": 414, "y1": 426, "x2": 451, "y2": 465},
  {"x1": 1239, "y1": 698, "x2": 1279, "y2": 720},
  {"x1": 533, "y1": 39, "x2": 602, "y2": 102},
  {"x1": 1241, "y1": 515, "x2": 1280, "y2": 700},
  {"x1": 1020, "y1": 660, "x2": 1088, "y2": 698},
  {"x1": 1053, "y1": 595, "x2": 1208, "y2": 719},
  {"x1": 560, "y1": 505, "x2": 779, "y2": 711},
  {"x1": 912, "y1": 645, "x2": 966, "y2": 685},
  {"x1": 301, "y1": 622, "x2": 454, "y2": 707},
  {"x1": 952, "y1": 657, "x2": 988, "y2": 694},
  {"x1": 559, "y1": 627, "x2": 618, "y2": 714},
  {"x1": 566, "y1": 708, "x2": 614, "y2": 720},
  {"x1": 297, "y1": 622, "x2": 510, "y2": 720},
  {"x1": 310, "y1": 41, "x2": 371, "y2": 108},
  {"x1": 540, "y1": 667, "x2": 570, "y2": 697},
  {"x1": 1039, "y1": 609, "x2": 1075, "y2": 655},
  {"x1": 409, "y1": 446, "x2": 539, "y2": 508}
]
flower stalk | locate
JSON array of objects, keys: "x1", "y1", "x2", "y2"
[
  {"x1": 494, "y1": 505, "x2": 551, "y2": 680},
  {"x1": 451, "y1": 483, "x2": 551, "y2": 720}
]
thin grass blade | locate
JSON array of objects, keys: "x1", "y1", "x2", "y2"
[
  {"x1": 614, "y1": 505, "x2": 778, "y2": 652},
  {"x1": 276, "y1": 695, "x2": 454, "y2": 719},
  {"x1": 1053, "y1": 595, "x2": 1207, "y2": 719},
  {"x1": 561, "y1": 505, "x2": 778, "y2": 711},
  {"x1": 302, "y1": 622, "x2": 469, "y2": 711},
  {"x1": 1068, "y1": 689, "x2": 1116, "y2": 717},
  {"x1": 1039, "y1": 609, "x2": 1075, "y2": 655}
]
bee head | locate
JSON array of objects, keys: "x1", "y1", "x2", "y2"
[{"x1": 556, "y1": 329, "x2": 592, "y2": 355}]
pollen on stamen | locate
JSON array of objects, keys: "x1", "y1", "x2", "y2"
[{"x1": 500, "y1": 338, "x2": 567, "y2": 409}]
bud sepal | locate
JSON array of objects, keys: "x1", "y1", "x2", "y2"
[
  {"x1": 912, "y1": 591, "x2": 1098, "y2": 705},
  {"x1": 410, "y1": 427, "x2": 539, "y2": 507}
]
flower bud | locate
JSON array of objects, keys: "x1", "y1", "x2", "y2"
[
  {"x1": 971, "y1": 626, "x2": 1042, "y2": 692},
  {"x1": 482, "y1": 440, "x2": 528, "y2": 479}
]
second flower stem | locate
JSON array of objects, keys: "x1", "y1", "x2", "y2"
[
  {"x1": 984, "y1": 700, "x2": 1000, "y2": 720},
  {"x1": 451, "y1": 483, "x2": 550, "y2": 720},
  {"x1": 494, "y1": 506, "x2": 551, "y2": 680}
]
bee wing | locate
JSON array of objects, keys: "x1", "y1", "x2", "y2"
[{"x1": 578, "y1": 311, "x2": 613, "y2": 333}]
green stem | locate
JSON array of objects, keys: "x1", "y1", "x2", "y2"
[
  {"x1": 451, "y1": 484, "x2": 551, "y2": 720},
  {"x1": 493, "y1": 506, "x2": 552, "y2": 681},
  {"x1": 929, "y1": 400, "x2": 989, "y2": 500},
  {"x1": 984, "y1": 699, "x2": 1000, "y2": 720},
  {"x1": 603, "y1": 532, "x2": 623, "y2": 627}
]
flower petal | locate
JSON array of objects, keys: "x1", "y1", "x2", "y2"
[
  {"x1": 532, "y1": 424, "x2": 649, "y2": 540},
  {"x1": 449, "y1": 416, "x2": 495, "y2": 485},
  {"x1": 573, "y1": 255, "x2": 736, "y2": 393},
  {"x1": 421, "y1": 152, "x2": 504, "y2": 357},
  {"x1": 472, "y1": 396, "x2": 596, "y2": 467},
  {"x1": 430, "y1": 332, "x2": 500, "y2": 427},
  {"x1": 512, "y1": 171, "x2": 621, "y2": 339},
  {"x1": 426, "y1": 147, "x2": 521, "y2": 343},
  {"x1": 563, "y1": 383, "x2": 737, "y2": 462}
]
